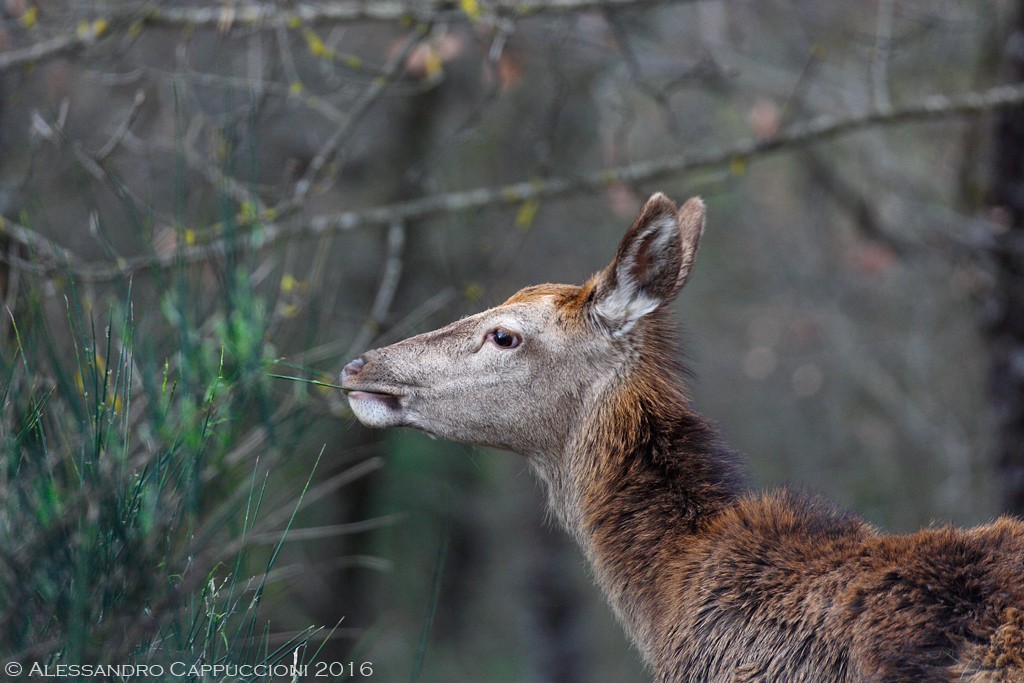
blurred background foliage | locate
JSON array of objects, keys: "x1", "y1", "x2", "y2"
[{"x1": 1, "y1": 1, "x2": 1024, "y2": 681}]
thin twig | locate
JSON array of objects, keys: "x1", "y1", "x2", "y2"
[
  {"x1": 96, "y1": 90, "x2": 147, "y2": 160},
  {"x1": 346, "y1": 219, "x2": 407, "y2": 359},
  {"x1": 871, "y1": 0, "x2": 895, "y2": 111},
  {"x1": 289, "y1": 27, "x2": 428, "y2": 206}
]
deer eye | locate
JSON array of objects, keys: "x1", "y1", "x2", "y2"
[{"x1": 488, "y1": 327, "x2": 521, "y2": 349}]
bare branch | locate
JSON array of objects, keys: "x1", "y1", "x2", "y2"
[
  {"x1": 130, "y1": 0, "x2": 682, "y2": 29},
  {"x1": 0, "y1": 19, "x2": 110, "y2": 72},
  {"x1": 0, "y1": 216, "x2": 79, "y2": 269},
  {"x1": 6, "y1": 81, "x2": 1024, "y2": 282},
  {"x1": 0, "y1": 0, "x2": 682, "y2": 73},
  {"x1": 300, "y1": 82, "x2": 1024, "y2": 230}
]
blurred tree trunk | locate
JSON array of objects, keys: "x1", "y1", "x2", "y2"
[{"x1": 988, "y1": 0, "x2": 1024, "y2": 516}]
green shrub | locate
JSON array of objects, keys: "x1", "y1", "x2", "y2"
[{"x1": 0, "y1": 269, "x2": 325, "y2": 681}]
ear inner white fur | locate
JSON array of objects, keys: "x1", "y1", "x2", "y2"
[{"x1": 593, "y1": 193, "x2": 704, "y2": 335}]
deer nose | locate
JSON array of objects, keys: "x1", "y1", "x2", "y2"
[{"x1": 341, "y1": 356, "x2": 366, "y2": 383}]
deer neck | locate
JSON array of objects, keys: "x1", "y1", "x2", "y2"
[{"x1": 533, "y1": 345, "x2": 746, "y2": 664}]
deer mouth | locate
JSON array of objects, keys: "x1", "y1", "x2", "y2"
[{"x1": 342, "y1": 386, "x2": 404, "y2": 410}]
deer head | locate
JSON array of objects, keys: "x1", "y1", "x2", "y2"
[{"x1": 340, "y1": 193, "x2": 705, "y2": 465}]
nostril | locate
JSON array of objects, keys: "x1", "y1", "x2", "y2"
[{"x1": 341, "y1": 356, "x2": 366, "y2": 382}]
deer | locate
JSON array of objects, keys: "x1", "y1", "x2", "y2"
[{"x1": 340, "y1": 193, "x2": 1024, "y2": 682}]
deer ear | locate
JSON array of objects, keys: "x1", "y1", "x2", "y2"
[{"x1": 590, "y1": 193, "x2": 705, "y2": 334}]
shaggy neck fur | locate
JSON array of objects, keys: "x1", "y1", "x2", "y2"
[{"x1": 539, "y1": 314, "x2": 746, "y2": 664}]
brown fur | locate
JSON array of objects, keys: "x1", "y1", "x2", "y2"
[
  {"x1": 581, "y1": 224, "x2": 1024, "y2": 680},
  {"x1": 342, "y1": 194, "x2": 1024, "y2": 682},
  {"x1": 571, "y1": 307, "x2": 1024, "y2": 681}
]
